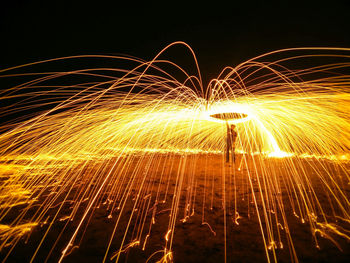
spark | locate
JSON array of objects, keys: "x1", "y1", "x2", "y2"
[
  {"x1": 110, "y1": 240, "x2": 140, "y2": 260},
  {"x1": 0, "y1": 43, "x2": 350, "y2": 262}
]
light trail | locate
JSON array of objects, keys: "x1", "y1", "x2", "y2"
[{"x1": 0, "y1": 43, "x2": 349, "y2": 262}]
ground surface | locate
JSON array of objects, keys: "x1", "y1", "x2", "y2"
[{"x1": 1, "y1": 153, "x2": 350, "y2": 262}]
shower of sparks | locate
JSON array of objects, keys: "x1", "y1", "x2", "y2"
[{"x1": 0, "y1": 42, "x2": 350, "y2": 263}]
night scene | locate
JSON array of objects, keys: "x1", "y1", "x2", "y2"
[{"x1": 0, "y1": 1, "x2": 350, "y2": 262}]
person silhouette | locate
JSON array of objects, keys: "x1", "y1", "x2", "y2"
[{"x1": 226, "y1": 124, "x2": 238, "y2": 163}]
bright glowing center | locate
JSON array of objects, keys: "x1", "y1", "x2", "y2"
[
  {"x1": 207, "y1": 110, "x2": 290, "y2": 158},
  {"x1": 208, "y1": 112, "x2": 250, "y2": 124},
  {"x1": 210, "y1": 112, "x2": 248, "y2": 121}
]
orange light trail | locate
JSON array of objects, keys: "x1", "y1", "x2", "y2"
[{"x1": 0, "y1": 42, "x2": 349, "y2": 262}]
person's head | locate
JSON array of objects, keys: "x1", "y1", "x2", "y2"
[{"x1": 231, "y1": 124, "x2": 236, "y2": 130}]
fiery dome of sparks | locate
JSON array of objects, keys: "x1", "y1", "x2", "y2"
[{"x1": 0, "y1": 42, "x2": 350, "y2": 263}]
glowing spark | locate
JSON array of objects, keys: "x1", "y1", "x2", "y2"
[
  {"x1": 110, "y1": 241, "x2": 140, "y2": 260},
  {"x1": 165, "y1": 229, "x2": 172, "y2": 242},
  {"x1": 0, "y1": 43, "x2": 350, "y2": 262}
]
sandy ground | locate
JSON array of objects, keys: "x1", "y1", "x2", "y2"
[{"x1": 1, "y1": 153, "x2": 350, "y2": 262}]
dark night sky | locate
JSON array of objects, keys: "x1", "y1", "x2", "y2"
[{"x1": 1, "y1": 0, "x2": 350, "y2": 86}]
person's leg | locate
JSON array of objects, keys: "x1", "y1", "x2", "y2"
[
  {"x1": 233, "y1": 148, "x2": 235, "y2": 163},
  {"x1": 226, "y1": 144, "x2": 230, "y2": 162}
]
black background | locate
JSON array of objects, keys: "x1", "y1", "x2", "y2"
[{"x1": 1, "y1": 0, "x2": 350, "y2": 86}]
